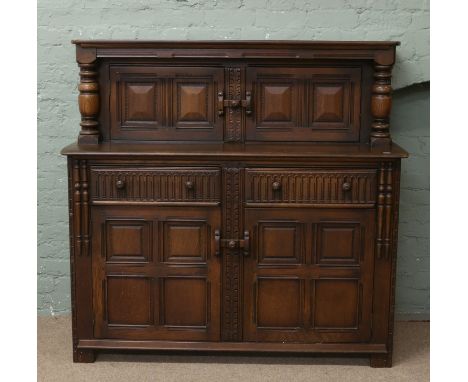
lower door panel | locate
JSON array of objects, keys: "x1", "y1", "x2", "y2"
[
  {"x1": 91, "y1": 206, "x2": 221, "y2": 341},
  {"x1": 243, "y1": 208, "x2": 375, "y2": 343}
]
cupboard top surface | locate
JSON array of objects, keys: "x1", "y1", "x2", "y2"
[
  {"x1": 73, "y1": 40, "x2": 399, "y2": 48},
  {"x1": 61, "y1": 142, "x2": 408, "y2": 159}
]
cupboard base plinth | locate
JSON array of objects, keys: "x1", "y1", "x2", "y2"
[
  {"x1": 370, "y1": 353, "x2": 393, "y2": 368},
  {"x1": 73, "y1": 348, "x2": 96, "y2": 363}
]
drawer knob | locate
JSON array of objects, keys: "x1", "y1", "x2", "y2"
[
  {"x1": 185, "y1": 180, "x2": 194, "y2": 190},
  {"x1": 228, "y1": 240, "x2": 236, "y2": 249},
  {"x1": 115, "y1": 179, "x2": 126, "y2": 189},
  {"x1": 342, "y1": 182, "x2": 352, "y2": 191},
  {"x1": 272, "y1": 181, "x2": 282, "y2": 191}
]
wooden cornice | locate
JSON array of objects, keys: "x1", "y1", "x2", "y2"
[{"x1": 73, "y1": 40, "x2": 399, "y2": 65}]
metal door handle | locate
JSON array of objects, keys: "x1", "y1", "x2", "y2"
[
  {"x1": 215, "y1": 229, "x2": 221, "y2": 256},
  {"x1": 242, "y1": 91, "x2": 252, "y2": 115}
]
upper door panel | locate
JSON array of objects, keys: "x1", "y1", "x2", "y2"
[
  {"x1": 246, "y1": 67, "x2": 361, "y2": 142},
  {"x1": 110, "y1": 66, "x2": 224, "y2": 141}
]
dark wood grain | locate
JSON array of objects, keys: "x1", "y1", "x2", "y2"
[{"x1": 63, "y1": 40, "x2": 406, "y2": 367}]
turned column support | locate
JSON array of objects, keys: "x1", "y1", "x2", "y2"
[
  {"x1": 376, "y1": 162, "x2": 393, "y2": 260},
  {"x1": 76, "y1": 46, "x2": 100, "y2": 144},
  {"x1": 370, "y1": 62, "x2": 394, "y2": 148}
]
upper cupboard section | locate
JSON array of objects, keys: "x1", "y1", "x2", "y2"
[{"x1": 105, "y1": 65, "x2": 362, "y2": 142}]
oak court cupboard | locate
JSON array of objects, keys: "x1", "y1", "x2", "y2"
[{"x1": 61, "y1": 40, "x2": 408, "y2": 367}]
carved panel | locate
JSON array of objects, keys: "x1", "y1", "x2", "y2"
[
  {"x1": 225, "y1": 67, "x2": 242, "y2": 141},
  {"x1": 222, "y1": 168, "x2": 242, "y2": 340},
  {"x1": 256, "y1": 278, "x2": 303, "y2": 329},
  {"x1": 106, "y1": 276, "x2": 153, "y2": 326},
  {"x1": 105, "y1": 219, "x2": 151, "y2": 263},
  {"x1": 313, "y1": 279, "x2": 360, "y2": 329},
  {"x1": 162, "y1": 220, "x2": 208, "y2": 264},
  {"x1": 317, "y1": 222, "x2": 360, "y2": 266},
  {"x1": 90, "y1": 167, "x2": 221, "y2": 204},
  {"x1": 160, "y1": 277, "x2": 208, "y2": 327},
  {"x1": 257, "y1": 221, "x2": 304, "y2": 265},
  {"x1": 245, "y1": 168, "x2": 377, "y2": 205}
]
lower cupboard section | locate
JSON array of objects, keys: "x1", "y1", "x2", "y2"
[{"x1": 91, "y1": 205, "x2": 375, "y2": 344}]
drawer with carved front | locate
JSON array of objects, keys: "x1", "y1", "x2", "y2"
[
  {"x1": 245, "y1": 168, "x2": 377, "y2": 206},
  {"x1": 90, "y1": 167, "x2": 221, "y2": 205}
]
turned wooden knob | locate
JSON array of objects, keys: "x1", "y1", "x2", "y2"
[
  {"x1": 272, "y1": 181, "x2": 282, "y2": 191},
  {"x1": 115, "y1": 179, "x2": 125, "y2": 189},
  {"x1": 228, "y1": 240, "x2": 236, "y2": 249},
  {"x1": 185, "y1": 181, "x2": 194, "y2": 190},
  {"x1": 342, "y1": 182, "x2": 352, "y2": 191}
]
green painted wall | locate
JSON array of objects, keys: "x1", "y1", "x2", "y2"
[
  {"x1": 38, "y1": 0, "x2": 430, "y2": 317},
  {"x1": 392, "y1": 82, "x2": 430, "y2": 318}
]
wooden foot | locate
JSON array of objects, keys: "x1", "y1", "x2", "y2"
[
  {"x1": 370, "y1": 353, "x2": 392, "y2": 368},
  {"x1": 73, "y1": 348, "x2": 96, "y2": 363}
]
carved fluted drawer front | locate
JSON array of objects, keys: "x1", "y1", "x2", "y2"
[
  {"x1": 90, "y1": 167, "x2": 221, "y2": 204},
  {"x1": 245, "y1": 168, "x2": 377, "y2": 206}
]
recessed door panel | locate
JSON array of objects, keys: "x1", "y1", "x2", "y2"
[
  {"x1": 256, "y1": 278, "x2": 303, "y2": 329},
  {"x1": 105, "y1": 219, "x2": 151, "y2": 263},
  {"x1": 162, "y1": 220, "x2": 208, "y2": 264},
  {"x1": 106, "y1": 276, "x2": 153, "y2": 326},
  {"x1": 313, "y1": 279, "x2": 359, "y2": 329},
  {"x1": 257, "y1": 221, "x2": 304, "y2": 265},
  {"x1": 243, "y1": 208, "x2": 374, "y2": 343},
  {"x1": 317, "y1": 222, "x2": 361, "y2": 266},
  {"x1": 160, "y1": 277, "x2": 209, "y2": 327}
]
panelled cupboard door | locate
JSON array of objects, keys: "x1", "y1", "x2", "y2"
[
  {"x1": 243, "y1": 208, "x2": 374, "y2": 343},
  {"x1": 91, "y1": 206, "x2": 221, "y2": 341},
  {"x1": 110, "y1": 66, "x2": 224, "y2": 141},
  {"x1": 245, "y1": 67, "x2": 361, "y2": 142}
]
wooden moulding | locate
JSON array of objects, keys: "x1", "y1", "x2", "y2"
[{"x1": 78, "y1": 339, "x2": 387, "y2": 354}]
